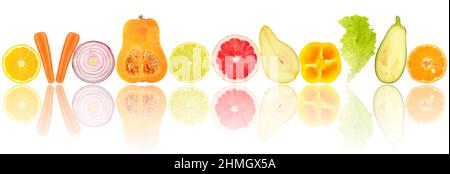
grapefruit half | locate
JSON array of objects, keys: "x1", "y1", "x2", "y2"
[{"x1": 212, "y1": 35, "x2": 260, "y2": 83}]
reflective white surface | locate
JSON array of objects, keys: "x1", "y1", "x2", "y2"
[
  {"x1": 0, "y1": 0, "x2": 448, "y2": 154},
  {"x1": 0, "y1": 82, "x2": 447, "y2": 154}
]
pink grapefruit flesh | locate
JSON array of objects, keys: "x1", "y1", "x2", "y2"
[{"x1": 213, "y1": 35, "x2": 260, "y2": 83}]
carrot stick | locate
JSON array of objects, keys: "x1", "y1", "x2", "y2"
[
  {"x1": 55, "y1": 85, "x2": 80, "y2": 135},
  {"x1": 36, "y1": 85, "x2": 54, "y2": 136},
  {"x1": 34, "y1": 32, "x2": 55, "y2": 83},
  {"x1": 56, "y1": 32, "x2": 80, "y2": 83}
]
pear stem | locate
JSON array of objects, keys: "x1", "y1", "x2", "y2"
[{"x1": 395, "y1": 16, "x2": 401, "y2": 24}]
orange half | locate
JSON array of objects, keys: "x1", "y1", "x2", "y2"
[
  {"x1": 2, "y1": 44, "x2": 41, "y2": 83},
  {"x1": 407, "y1": 44, "x2": 447, "y2": 83}
]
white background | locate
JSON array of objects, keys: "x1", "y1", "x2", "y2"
[{"x1": 0, "y1": 0, "x2": 448, "y2": 154}]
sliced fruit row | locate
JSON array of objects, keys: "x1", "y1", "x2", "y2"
[
  {"x1": 168, "y1": 18, "x2": 446, "y2": 84},
  {"x1": 1, "y1": 16, "x2": 446, "y2": 84},
  {"x1": 375, "y1": 17, "x2": 447, "y2": 84},
  {"x1": 2, "y1": 32, "x2": 117, "y2": 84}
]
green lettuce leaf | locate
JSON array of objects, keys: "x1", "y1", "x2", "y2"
[{"x1": 339, "y1": 15, "x2": 377, "y2": 82}]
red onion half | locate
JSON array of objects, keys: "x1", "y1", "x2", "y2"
[
  {"x1": 72, "y1": 85, "x2": 114, "y2": 127},
  {"x1": 72, "y1": 41, "x2": 115, "y2": 83}
]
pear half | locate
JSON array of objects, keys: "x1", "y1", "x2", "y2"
[{"x1": 260, "y1": 26, "x2": 300, "y2": 83}]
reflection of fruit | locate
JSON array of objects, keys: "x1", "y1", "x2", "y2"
[
  {"x1": 55, "y1": 85, "x2": 80, "y2": 136},
  {"x1": 212, "y1": 86, "x2": 257, "y2": 130},
  {"x1": 72, "y1": 85, "x2": 114, "y2": 127},
  {"x1": 4, "y1": 85, "x2": 41, "y2": 124},
  {"x1": 212, "y1": 35, "x2": 260, "y2": 83},
  {"x1": 37, "y1": 85, "x2": 53, "y2": 136},
  {"x1": 373, "y1": 85, "x2": 404, "y2": 144},
  {"x1": 259, "y1": 26, "x2": 299, "y2": 83},
  {"x1": 170, "y1": 86, "x2": 209, "y2": 125},
  {"x1": 298, "y1": 85, "x2": 340, "y2": 126},
  {"x1": 117, "y1": 85, "x2": 166, "y2": 148},
  {"x1": 169, "y1": 42, "x2": 210, "y2": 83},
  {"x1": 2, "y1": 44, "x2": 41, "y2": 83},
  {"x1": 375, "y1": 16, "x2": 407, "y2": 83},
  {"x1": 339, "y1": 87, "x2": 373, "y2": 148},
  {"x1": 300, "y1": 42, "x2": 341, "y2": 83},
  {"x1": 407, "y1": 85, "x2": 445, "y2": 123},
  {"x1": 117, "y1": 16, "x2": 167, "y2": 83},
  {"x1": 258, "y1": 85, "x2": 297, "y2": 141},
  {"x1": 407, "y1": 44, "x2": 447, "y2": 83}
]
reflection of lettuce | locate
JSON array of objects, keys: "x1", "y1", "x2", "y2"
[
  {"x1": 339, "y1": 87, "x2": 373, "y2": 148},
  {"x1": 339, "y1": 15, "x2": 377, "y2": 82}
]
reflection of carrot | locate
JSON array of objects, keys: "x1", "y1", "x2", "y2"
[
  {"x1": 37, "y1": 85, "x2": 54, "y2": 136},
  {"x1": 34, "y1": 32, "x2": 55, "y2": 83},
  {"x1": 56, "y1": 32, "x2": 79, "y2": 83},
  {"x1": 55, "y1": 85, "x2": 80, "y2": 135}
]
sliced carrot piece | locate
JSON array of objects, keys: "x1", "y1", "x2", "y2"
[
  {"x1": 56, "y1": 32, "x2": 80, "y2": 83},
  {"x1": 34, "y1": 32, "x2": 55, "y2": 83}
]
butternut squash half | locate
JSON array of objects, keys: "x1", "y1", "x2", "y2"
[{"x1": 117, "y1": 15, "x2": 167, "y2": 83}]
